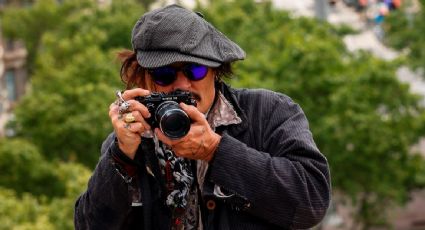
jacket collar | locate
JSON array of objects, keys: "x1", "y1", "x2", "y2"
[
  {"x1": 207, "y1": 91, "x2": 241, "y2": 129},
  {"x1": 215, "y1": 81, "x2": 249, "y2": 136}
]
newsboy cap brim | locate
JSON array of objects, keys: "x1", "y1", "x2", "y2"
[
  {"x1": 136, "y1": 50, "x2": 221, "y2": 68},
  {"x1": 131, "y1": 4, "x2": 245, "y2": 68}
]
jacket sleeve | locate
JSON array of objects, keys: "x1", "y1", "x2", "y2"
[
  {"x1": 209, "y1": 90, "x2": 331, "y2": 229},
  {"x1": 74, "y1": 133, "x2": 134, "y2": 230}
]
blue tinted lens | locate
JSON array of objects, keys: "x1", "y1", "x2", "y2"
[
  {"x1": 149, "y1": 64, "x2": 208, "y2": 86},
  {"x1": 150, "y1": 67, "x2": 176, "y2": 86},
  {"x1": 184, "y1": 64, "x2": 208, "y2": 81}
]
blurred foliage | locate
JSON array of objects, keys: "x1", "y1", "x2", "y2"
[
  {"x1": 1, "y1": 0, "x2": 95, "y2": 73},
  {"x1": 0, "y1": 0, "x2": 425, "y2": 229},
  {"x1": 2, "y1": 0, "x2": 144, "y2": 166},
  {"x1": 0, "y1": 139, "x2": 65, "y2": 197},
  {"x1": 13, "y1": 47, "x2": 120, "y2": 166},
  {"x1": 384, "y1": 0, "x2": 425, "y2": 70},
  {"x1": 0, "y1": 162, "x2": 91, "y2": 230},
  {"x1": 1, "y1": 0, "x2": 142, "y2": 228},
  {"x1": 0, "y1": 188, "x2": 53, "y2": 230}
]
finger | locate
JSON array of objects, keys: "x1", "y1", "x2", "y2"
[
  {"x1": 180, "y1": 103, "x2": 206, "y2": 123},
  {"x1": 109, "y1": 102, "x2": 117, "y2": 110},
  {"x1": 155, "y1": 128, "x2": 173, "y2": 147},
  {"x1": 109, "y1": 103, "x2": 119, "y2": 118},
  {"x1": 127, "y1": 99, "x2": 151, "y2": 119},
  {"x1": 122, "y1": 88, "x2": 151, "y2": 100},
  {"x1": 111, "y1": 113, "x2": 124, "y2": 125},
  {"x1": 109, "y1": 106, "x2": 124, "y2": 123},
  {"x1": 138, "y1": 114, "x2": 152, "y2": 131},
  {"x1": 122, "y1": 122, "x2": 144, "y2": 134},
  {"x1": 115, "y1": 99, "x2": 150, "y2": 118},
  {"x1": 122, "y1": 111, "x2": 151, "y2": 131},
  {"x1": 128, "y1": 111, "x2": 142, "y2": 123}
]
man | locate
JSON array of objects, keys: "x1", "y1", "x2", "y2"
[{"x1": 75, "y1": 4, "x2": 331, "y2": 230}]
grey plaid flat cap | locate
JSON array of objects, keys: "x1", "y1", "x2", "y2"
[{"x1": 131, "y1": 4, "x2": 246, "y2": 68}]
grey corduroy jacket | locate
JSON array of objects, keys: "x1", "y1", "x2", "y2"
[{"x1": 74, "y1": 82, "x2": 331, "y2": 230}]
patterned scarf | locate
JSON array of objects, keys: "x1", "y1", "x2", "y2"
[
  {"x1": 153, "y1": 136, "x2": 194, "y2": 218},
  {"x1": 152, "y1": 91, "x2": 241, "y2": 229}
]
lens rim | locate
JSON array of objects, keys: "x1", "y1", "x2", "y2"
[{"x1": 156, "y1": 101, "x2": 191, "y2": 139}]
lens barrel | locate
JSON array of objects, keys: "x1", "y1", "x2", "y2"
[{"x1": 155, "y1": 101, "x2": 191, "y2": 139}]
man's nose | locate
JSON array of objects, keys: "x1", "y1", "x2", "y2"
[{"x1": 172, "y1": 71, "x2": 191, "y2": 90}]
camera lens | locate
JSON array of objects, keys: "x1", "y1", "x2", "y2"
[{"x1": 155, "y1": 101, "x2": 191, "y2": 139}]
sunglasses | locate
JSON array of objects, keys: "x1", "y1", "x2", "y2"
[{"x1": 148, "y1": 63, "x2": 209, "y2": 86}]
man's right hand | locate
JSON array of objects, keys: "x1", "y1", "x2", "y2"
[{"x1": 109, "y1": 88, "x2": 152, "y2": 159}]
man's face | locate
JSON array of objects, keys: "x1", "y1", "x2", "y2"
[{"x1": 145, "y1": 62, "x2": 216, "y2": 114}]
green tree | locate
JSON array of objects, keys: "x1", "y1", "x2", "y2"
[
  {"x1": 45, "y1": 162, "x2": 92, "y2": 229},
  {"x1": 0, "y1": 0, "x2": 96, "y2": 73},
  {"x1": 0, "y1": 188, "x2": 54, "y2": 230},
  {"x1": 1, "y1": 1, "x2": 144, "y2": 226},
  {"x1": 0, "y1": 161, "x2": 91, "y2": 230},
  {"x1": 384, "y1": 0, "x2": 425, "y2": 70},
  {"x1": 2, "y1": 0, "x2": 144, "y2": 166},
  {"x1": 0, "y1": 138, "x2": 65, "y2": 197}
]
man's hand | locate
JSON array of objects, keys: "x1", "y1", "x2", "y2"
[
  {"x1": 155, "y1": 103, "x2": 221, "y2": 162},
  {"x1": 109, "y1": 88, "x2": 152, "y2": 159}
]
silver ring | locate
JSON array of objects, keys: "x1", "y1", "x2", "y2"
[
  {"x1": 116, "y1": 91, "x2": 131, "y2": 114},
  {"x1": 116, "y1": 90, "x2": 125, "y2": 103},
  {"x1": 119, "y1": 101, "x2": 130, "y2": 114}
]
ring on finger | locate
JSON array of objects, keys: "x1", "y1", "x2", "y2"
[
  {"x1": 119, "y1": 101, "x2": 130, "y2": 114},
  {"x1": 124, "y1": 113, "x2": 136, "y2": 123},
  {"x1": 116, "y1": 91, "x2": 125, "y2": 103}
]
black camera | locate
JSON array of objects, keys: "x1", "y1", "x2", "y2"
[{"x1": 135, "y1": 90, "x2": 197, "y2": 139}]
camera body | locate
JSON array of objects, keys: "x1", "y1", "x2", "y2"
[{"x1": 135, "y1": 90, "x2": 197, "y2": 139}]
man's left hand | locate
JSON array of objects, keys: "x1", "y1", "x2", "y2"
[{"x1": 155, "y1": 103, "x2": 221, "y2": 162}]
